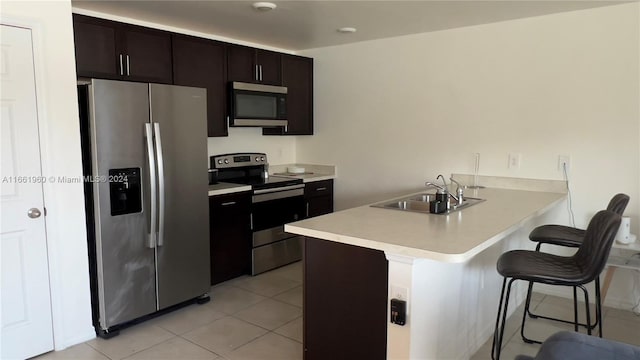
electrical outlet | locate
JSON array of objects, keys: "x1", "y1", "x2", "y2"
[
  {"x1": 558, "y1": 155, "x2": 570, "y2": 172},
  {"x1": 508, "y1": 153, "x2": 521, "y2": 169}
]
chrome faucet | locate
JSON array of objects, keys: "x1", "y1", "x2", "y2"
[
  {"x1": 425, "y1": 175, "x2": 465, "y2": 208},
  {"x1": 449, "y1": 178, "x2": 464, "y2": 206},
  {"x1": 425, "y1": 182, "x2": 445, "y2": 192},
  {"x1": 425, "y1": 174, "x2": 448, "y2": 194},
  {"x1": 426, "y1": 175, "x2": 451, "y2": 209}
]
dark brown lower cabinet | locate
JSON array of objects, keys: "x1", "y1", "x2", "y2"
[
  {"x1": 303, "y1": 237, "x2": 388, "y2": 360},
  {"x1": 304, "y1": 180, "x2": 333, "y2": 219},
  {"x1": 209, "y1": 191, "x2": 251, "y2": 285}
]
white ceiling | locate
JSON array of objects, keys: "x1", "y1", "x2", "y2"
[{"x1": 71, "y1": 1, "x2": 629, "y2": 51}]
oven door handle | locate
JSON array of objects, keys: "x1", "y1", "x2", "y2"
[
  {"x1": 253, "y1": 187, "x2": 304, "y2": 203},
  {"x1": 253, "y1": 184, "x2": 304, "y2": 195}
]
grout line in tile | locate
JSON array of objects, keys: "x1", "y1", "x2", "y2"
[
  {"x1": 84, "y1": 342, "x2": 114, "y2": 360},
  {"x1": 118, "y1": 334, "x2": 180, "y2": 360},
  {"x1": 223, "y1": 330, "x2": 271, "y2": 354},
  {"x1": 269, "y1": 286, "x2": 297, "y2": 298},
  {"x1": 268, "y1": 294, "x2": 303, "y2": 308},
  {"x1": 176, "y1": 333, "x2": 224, "y2": 359},
  {"x1": 272, "y1": 316, "x2": 303, "y2": 344},
  {"x1": 228, "y1": 313, "x2": 284, "y2": 334}
]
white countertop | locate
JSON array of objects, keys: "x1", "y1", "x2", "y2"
[
  {"x1": 271, "y1": 173, "x2": 335, "y2": 183},
  {"x1": 285, "y1": 187, "x2": 566, "y2": 263},
  {"x1": 208, "y1": 182, "x2": 251, "y2": 196},
  {"x1": 270, "y1": 163, "x2": 336, "y2": 183}
]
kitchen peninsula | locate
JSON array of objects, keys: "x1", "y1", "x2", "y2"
[{"x1": 286, "y1": 184, "x2": 566, "y2": 360}]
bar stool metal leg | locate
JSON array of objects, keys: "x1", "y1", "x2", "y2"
[
  {"x1": 492, "y1": 278, "x2": 516, "y2": 360},
  {"x1": 521, "y1": 284, "x2": 586, "y2": 345},
  {"x1": 492, "y1": 278, "x2": 508, "y2": 360},
  {"x1": 578, "y1": 284, "x2": 592, "y2": 336},
  {"x1": 595, "y1": 277, "x2": 603, "y2": 338},
  {"x1": 526, "y1": 243, "x2": 598, "y2": 331},
  {"x1": 573, "y1": 286, "x2": 579, "y2": 332},
  {"x1": 521, "y1": 282, "x2": 542, "y2": 345}
]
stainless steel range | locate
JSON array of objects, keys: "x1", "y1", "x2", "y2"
[{"x1": 210, "y1": 153, "x2": 304, "y2": 275}]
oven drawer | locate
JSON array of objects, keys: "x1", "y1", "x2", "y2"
[
  {"x1": 252, "y1": 236, "x2": 302, "y2": 275},
  {"x1": 253, "y1": 226, "x2": 290, "y2": 247}
]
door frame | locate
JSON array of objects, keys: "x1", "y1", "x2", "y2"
[{"x1": 1, "y1": 15, "x2": 94, "y2": 350}]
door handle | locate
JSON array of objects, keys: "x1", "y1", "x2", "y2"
[
  {"x1": 145, "y1": 123, "x2": 157, "y2": 248},
  {"x1": 255, "y1": 65, "x2": 259, "y2": 81},
  {"x1": 221, "y1": 201, "x2": 236, "y2": 206},
  {"x1": 126, "y1": 55, "x2": 131, "y2": 76},
  {"x1": 28, "y1": 208, "x2": 41, "y2": 219},
  {"x1": 119, "y1": 54, "x2": 124, "y2": 75},
  {"x1": 154, "y1": 123, "x2": 165, "y2": 247},
  {"x1": 259, "y1": 65, "x2": 263, "y2": 82}
]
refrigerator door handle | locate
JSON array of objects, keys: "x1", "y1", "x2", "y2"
[
  {"x1": 145, "y1": 123, "x2": 157, "y2": 248},
  {"x1": 154, "y1": 123, "x2": 165, "y2": 247}
]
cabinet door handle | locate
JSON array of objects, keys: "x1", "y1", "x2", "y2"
[
  {"x1": 119, "y1": 54, "x2": 124, "y2": 75},
  {"x1": 250, "y1": 213, "x2": 253, "y2": 230},
  {"x1": 259, "y1": 65, "x2": 263, "y2": 81},
  {"x1": 306, "y1": 202, "x2": 309, "y2": 218},
  {"x1": 255, "y1": 65, "x2": 259, "y2": 81},
  {"x1": 126, "y1": 55, "x2": 130, "y2": 76},
  {"x1": 221, "y1": 201, "x2": 236, "y2": 206},
  {"x1": 316, "y1": 187, "x2": 327, "y2": 191}
]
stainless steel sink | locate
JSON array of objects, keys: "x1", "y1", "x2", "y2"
[
  {"x1": 371, "y1": 193, "x2": 485, "y2": 215},
  {"x1": 383, "y1": 200, "x2": 431, "y2": 212}
]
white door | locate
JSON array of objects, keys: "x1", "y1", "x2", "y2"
[{"x1": 0, "y1": 24, "x2": 54, "y2": 359}]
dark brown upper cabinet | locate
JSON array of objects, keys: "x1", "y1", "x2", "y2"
[
  {"x1": 73, "y1": 14, "x2": 173, "y2": 84},
  {"x1": 263, "y1": 54, "x2": 314, "y2": 136},
  {"x1": 172, "y1": 35, "x2": 228, "y2": 137},
  {"x1": 227, "y1": 44, "x2": 281, "y2": 85}
]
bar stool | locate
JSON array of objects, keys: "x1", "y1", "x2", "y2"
[
  {"x1": 491, "y1": 210, "x2": 621, "y2": 360},
  {"x1": 526, "y1": 194, "x2": 629, "y2": 332}
]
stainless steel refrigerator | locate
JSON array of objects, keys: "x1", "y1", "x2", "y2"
[{"x1": 78, "y1": 79, "x2": 210, "y2": 338}]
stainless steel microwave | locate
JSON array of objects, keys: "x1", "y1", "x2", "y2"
[{"x1": 229, "y1": 82, "x2": 287, "y2": 127}]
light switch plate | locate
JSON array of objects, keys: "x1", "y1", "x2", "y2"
[{"x1": 508, "y1": 153, "x2": 521, "y2": 169}]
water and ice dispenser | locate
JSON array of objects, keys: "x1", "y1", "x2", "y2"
[{"x1": 109, "y1": 168, "x2": 142, "y2": 216}]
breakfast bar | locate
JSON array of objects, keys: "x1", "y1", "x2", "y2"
[{"x1": 286, "y1": 186, "x2": 566, "y2": 359}]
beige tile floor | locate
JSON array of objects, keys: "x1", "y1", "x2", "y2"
[
  {"x1": 37, "y1": 262, "x2": 303, "y2": 360},
  {"x1": 471, "y1": 292, "x2": 640, "y2": 359},
  {"x1": 37, "y1": 261, "x2": 640, "y2": 360}
]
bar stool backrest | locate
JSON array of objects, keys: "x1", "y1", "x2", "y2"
[
  {"x1": 573, "y1": 210, "x2": 621, "y2": 284},
  {"x1": 606, "y1": 193, "x2": 630, "y2": 215}
]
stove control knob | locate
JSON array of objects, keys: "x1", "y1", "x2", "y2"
[
  {"x1": 217, "y1": 159, "x2": 223, "y2": 165},
  {"x1": 223, "y1": 159, "x2": 229, "y2": 164},
  {"x1": 260, "y1": 156, "x2": 265, "y2": 161},
  {"x1": 255, "y1": 157, "x2": 260, "y2": 162}
]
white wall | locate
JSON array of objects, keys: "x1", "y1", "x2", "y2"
[
  {"x1": 207, "y1": 128, "x2": 296, "y2": 164},
  {"x1": 298, "y1": 3, "x2": 640, "y2": 308},
  {"x1": 2, "y1": 0, "x2": 94, "y2": 349}
]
